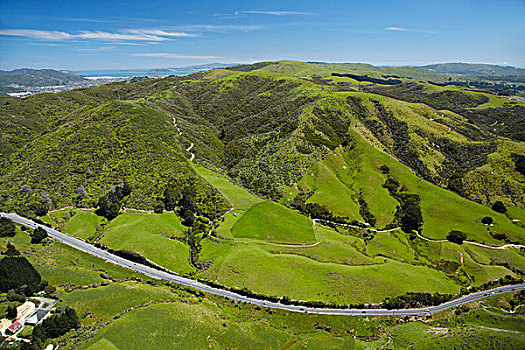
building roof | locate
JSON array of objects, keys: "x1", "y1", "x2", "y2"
[
  {"x1": 7, "y1": 321, "x2": 21, "y2": 331},
  {"x1": 25, "y1": 309, "x2": 49, "y2": 325}
]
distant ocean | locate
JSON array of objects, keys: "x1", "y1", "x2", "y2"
[{"x1": 78, "y1": 70, "x2": 196, "y2": 78}]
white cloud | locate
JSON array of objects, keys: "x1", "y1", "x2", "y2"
[
  {"x1": 385, "y1": 27, "x2": 437, "y2": 34},
  {"x1": 77, "y1": 46, "x2": 116, "y2": 52},
  {"x1": 131, "y1": 53, "x2": 220, "y2": 59},
  {"x1": 0, "y1": 28, "x2": 196, "y2": 41},
  {"x1": 125, "y1": 29, "x2": 198, "y2": 37},
  {"x1": 386, "y1": 27, "x2": 410, "y2": 32},
  {"x1": 237, "y1": 10, "x2": 313, "y2": 16},
  {"x1": 181, "y1": 24, "x2": 264, "y2": 32}
]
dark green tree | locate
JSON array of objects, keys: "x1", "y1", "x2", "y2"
[
  {"x1": 4, "y1": 242, "x2": 20, "y2": 256},
  {"x1": 31, "y1": 227, "x2": 48, "y2": 244},
  {"x1": 6, "y1": 305, "x2": 17, "y2": 320},
  {"x1": 0, "y1": 256, "x2": 42, "y2": 293},
  {"x1": 181, "y1": 209, "x2": 195, "y2": 227},
  {"x1": 447, "y1": 230, "x2": 467, "y2": 244},
  {"x1": 153, "y1": 201, "x2": 165, "y2": 214},
  {"x1": 481, "y1": 216, "x2": 493, "y2": 225},
  {"x1": 0, "y1": 217, "x2": 16, "y2": 237},
  {"x1": 398, "y1": 195, "x2": 423, "y2": 233},
  {"x1": 491, "y1": 201, "x2": 507, "y2": 214}
]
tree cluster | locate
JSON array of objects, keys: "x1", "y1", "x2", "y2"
[
  {"x1": 491, "y1": 201, "x2": 507, "y2": 214},
  {"x1": 32, "y1": 307, "x2": 80, "y2": 345},
  {"x1": 0, "y1": 217, "x2": 16, "y2": 237},
  {"x1": 30, "y1": 227, "x2": 48, "y2": 244},
  {"x1": 0, "y1": 255, "x2": 42, "y2": 295},
  {"x1": 446, "y1": 230, "x2": 467, "y2": 244},
  {"x1": 3, "y1": 242, "x2": 20, "y2": 256},
  {"x1": 291, "y1": 192, "x2": 350, "y2": 224},
  {"x1": 358, "y1": 191, "x2": 376, "y2": 227},
  {"x1": 382, "y1": 292, "x2": 453, "y2": 309},
  {"x1": 96, "y1": 181, "x2": 132, "y2": 220},
  {"x1": 383, "y1": 176, "x2": 423, "y2": 233}
]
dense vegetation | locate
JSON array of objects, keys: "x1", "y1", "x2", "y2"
[
  {"x1": 0, "y1": 61, "x2": 524, "y2": 331},
  {"x1": 31, "y1": 307, "x2": 80, "y2": 348},
  {"x1": 0, "y1": 255, "x2": 42, "y2": 294},
  {"x1": 0, "y1": 217, "x2": 16, "y2": 237},
  {"x1": 368, "y1": 82, "x2": 525, "y2": 141}
]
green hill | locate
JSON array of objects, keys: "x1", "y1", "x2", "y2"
[
  {"x1": 0, "y1": 68, "x2": 85, "y2": 87},
  {"x1": 420, "y1": 63, "x2": 525, "y2": 76},
  {"x1": 1, "y1": 60, "x2": 524, "y2": 308}
]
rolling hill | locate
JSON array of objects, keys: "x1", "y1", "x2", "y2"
[{"x1": 1, "y1": 60, "x2": 524, "y2": 307}]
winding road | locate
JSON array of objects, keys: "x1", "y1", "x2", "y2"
[{"x1": 2, "y1": 212, "x2": 524, "y2": 316}]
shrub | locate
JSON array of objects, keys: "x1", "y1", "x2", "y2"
[
  {"x1": 491, "y1": 201, "x2": 507, "y2": 214},
  {"x1": 31, "y1": 227, "x2": 48, "y2": 244},
  {"x1": 481, "y1": 216, "x2": 493, "y2": 225},
  {"x1": 0, "y1": 217, "x2": 16, "y2": 237},
  {"x1": 446, "y1": 230, "x2": 467, "y2": 244},
  {"x1": 3, "y1": 242, "x2": 20, "y2": 256},
  {"x1": 6, "y1": 305, "x2": 17, "y2": 320}
]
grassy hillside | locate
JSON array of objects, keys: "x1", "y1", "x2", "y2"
[
  {"x1": 1, "y1": 60, "x2": 524, "y2": 315},
  {"x1": 2, "y1": 225, "x2": 523, "y2": 349},
  {"x1": 231, "y1": 201, "x2": 316, "y2": 244}
]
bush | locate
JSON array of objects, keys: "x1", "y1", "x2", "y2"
[
  {"x1": 491, "y1": 201, "x2": 507, "y2": 214},
  {"x1": 31, "y1": 227, "x2": 48, "y2": 244},
  {"x1": 3, "y1": 242, "x2": 20, "y2": 256},
  {"x1": 446, "y1": 230, "x2": 467, "y2": 244},
  {"x1": 153, "y1": 201, "x2": 165, "y2": 214},
  {"x1": 43, "y1": 284, "x2": 57, "y2": 297},
  {"x1": 481, "y1": 216, "x2": 493, "y2": 225},
  {"x1": 379, "y1": 165, "x2": 390, "y2": 174},
  {"x1": 6, "y1": 305, "x2": 17, "y2": 320},
  {"x1": 0, "y1": 217, "x2": 16, "y2": 237}
]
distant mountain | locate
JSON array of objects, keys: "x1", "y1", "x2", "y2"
[
  {"x1": 122, "y1": 63, "x2": 238, "y2": 74},
  {"x1": 0, "y1": 68, "x2": 86, "y2": 87},
  {"x1": 420, "y1": 63, "x2": 525, "y2": 76}
]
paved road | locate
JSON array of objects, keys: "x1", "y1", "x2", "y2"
[{"x1": 2, "y1": 212, "x2": 524, "y2": 316}]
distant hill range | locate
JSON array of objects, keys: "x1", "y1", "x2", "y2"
[
  {"x1": 0, "y1": 68, "x2": 86, "y2": 87},
  {"x1": 419, "y1": 63, "x2": 525, "y2": 76},
  {"x1": 121, "y1": 63, "x2": 238, "y2": 74}
]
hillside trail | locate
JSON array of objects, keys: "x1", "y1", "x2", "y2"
[
  {"x1": 172, "y1": 117, "x2": 195, "y2": 161},
  {"x1": 312, "y1": 218, "x2": 400, "y2": 233},
  {"x1": 416, "y1": 232, "x2": 525, "y2": 250}
]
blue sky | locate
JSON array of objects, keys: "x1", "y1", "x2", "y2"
[{"x1": 0, "y1": 0, "x2": 524, "y2": 70}]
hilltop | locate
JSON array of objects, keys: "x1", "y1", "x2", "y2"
[
  {"x1": 0, "y1": 68, "x2": 85, "y2": 87},
  {"x1": 420, "y1": 63, "x2": 525, "y2": 76}
]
